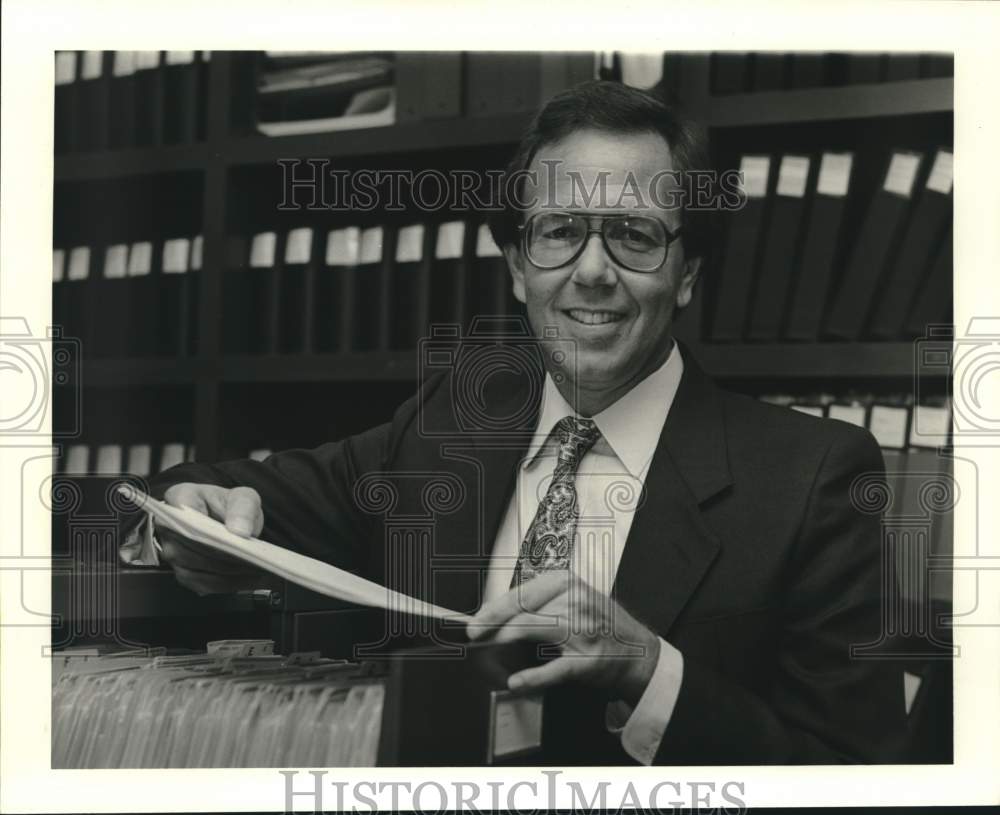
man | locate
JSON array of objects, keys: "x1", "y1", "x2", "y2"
[{"x1": 123, "y1": 81, "x2": 906, "y2": 765}]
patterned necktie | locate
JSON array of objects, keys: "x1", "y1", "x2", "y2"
[{"x1": 510, "y1": 416, "x2": 602, "y2": 588}]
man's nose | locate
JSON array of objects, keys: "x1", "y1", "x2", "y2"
[{"x1": 570, "y1": 232, "x2": 617, "y2": 287}]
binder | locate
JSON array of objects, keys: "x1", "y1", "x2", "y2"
[
  {"x1": 390, "y1": 223, "x2": 430, "y2": 349},
  {"x1": 790, "y1": 53, "x2": 826, "y2": 88},
  {"x1": 64, "y1": 444, "x2": 91, "y2": 475},
  {"x1": 94, "y1": 445, "x2": 123, "y2": 475},
  {"x1": 159, "y1": 237, "x2": 192, "y2": 356},
  {"x1": 278, "y1": 226, "x2": 316, "y2": 354},
  {"x1": 133, "y1": 51, "x2": 164, "y2": 147},
  {"x1": 52, "y1": 248, "x2": 69, "y2": 337},
  {"x1": 845, "y1": 53, "x2": 883, "y2": 84},
  {"x1": 256, "y1": 231, "x2": 282, "y2": 354},
  {"x1": 96, "y1": 243, "x2": 130, "y2": 357},
  {"x1": 747, "y1": 155, "x2": 811, "y2": 340},
  {"x1": 785, "y1": 152, "x2": 853, "y2": 340},
  {"x1": 315, "y1": 227, "x2": 360, "y2": 352},
  {"x1": 921, "y1": 53, "x2": 953, "y2": 78},
  {"x1": 467, "y1": 223, "x2": 510, "y2": 324},
  {"x1": 54, "y1": 52, "x2": 78, "y2": 153},
  {"x1": 751, "y1": 53, "x2": 787, "y2": 91},
  {"x1": 539, "y1": 53, "x2": 596, "y2": 102},
  {"x1": 712, "y1": 52, "x2": 750, "y2": 94},
  {"x1": 395, "y1": 53, "x2": 462, "y2": 122},
  {"x1": 869, "y1": 150, "x2": 952, "y2": 339},
  {"x1": 909, "y1": 398, "x2": 951, "y2": 450},
  {"x1": 710, "y1": 155, "x2": 770, "y2": 341},
  {"x1": 354, "y1": 226, "x2": 391, "y2": 351},
  {"x1": 428, "y1": 221, "x2": 466, "y2": 334},
  {"x1": 223, "y1": 232, "x2": 276, "y2": 354},
  {"x1": 158, "y1": 443, "x2": 186, "y2": 472},
  {"x1": 65, "y1": 246, "x2": 94, "y2": 353},
  {"x1": 187, "y1": 235, "x2": 202, "y2": 355},
  {"x1": 619, "y1": 53, "x2": 664, "y2": 90},
  {"x1": 869, "y1": 403, "x2": 911, "y2": 450},
  {"x1": 824, "y1": 151, "x2": 922, "y2": 339},
  {"x1": 126, "y1": 443, "x2": 153, "y2": 477},
  {"x1": 163, "y1": 51, "x2": 199, "y2": 144},
  {"x1": 108, "y1": 51, "x2": 137, "y2": 150},
  {"x1": 885, "y1": 54, "x2": 921, "y2": 81},
  {"x1": 248, "y1": 448, "x2": 273, "y2": 462},
  {"x1": 904, "y1": 228, "x2": 952, "y2": 338},
  {"x1": 124, "y1": 240, "x2": 158, "y2": 356},
  {"x1": 465, "y1": 53, "x2": 539, "y2": 116},
  {"x1": 76, "y1": 51, "x2": 110, "y2": 151}
]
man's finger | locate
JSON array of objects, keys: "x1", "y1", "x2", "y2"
[
  {"x1": 507, "y1": 656, "x2": 580, "y2": 692},
  {"x1": 467, "y1": 573, "x2": 571, "y2": 640},
  {"x1": 164, "y1": 483, "x2": 211, "y2": 515},
  {"x1": 224, "y1": 486, "x2": 263, "y2": 537}
]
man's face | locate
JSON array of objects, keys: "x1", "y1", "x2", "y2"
[{"x1": 505, "y1": 128, "x2": 701, "y2": 409}]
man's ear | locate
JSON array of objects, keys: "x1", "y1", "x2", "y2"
[
  {"x1": 503, "y1": 243, "x2": 527, "y2": 305},
  {"x1": 675, "y1": 255, "x2": 703, "y2": 310}
]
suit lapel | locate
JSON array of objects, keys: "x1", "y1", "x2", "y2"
[{"x1": 612, "y1": 343, "x2": 732, "y2": 638}]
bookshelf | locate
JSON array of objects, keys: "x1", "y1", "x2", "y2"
[{"x1": 51, "y1": 47, "x2": 954, "y2": 628}]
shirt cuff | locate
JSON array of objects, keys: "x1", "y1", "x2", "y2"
[
  {"x1": 119, "y1": 515, "x2": 162, "y2": 567},
  {"x1": 605, "y1": 638, "x2": 683, "y2": 765}
]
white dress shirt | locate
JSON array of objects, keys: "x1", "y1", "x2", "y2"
[{"x1": 486, "y1": 341, "x2": 685, "y2": 765}]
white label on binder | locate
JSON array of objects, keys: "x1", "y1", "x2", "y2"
[
  {"x1": 903, "y1": 671, "x2": 921, "y2": 716},
  {"x1": 435, "y1": 221, "x2": 465, "y2": 260},
  {"x1": 476, "y1": 224, "x2": 503, "y2": 258},
  {"x1": 103, "y1": 245, "x2": 129, "y2": 279},
  {"x1": 53, "y1": 249, "x2": 66, "y2": 282},
  {"x1": 64, "y1": 445, "x2": 90, "y2": 474},
  {"x1": 829, "y1": 403, "x2": 867, "y2": 428},
  {"x1": 910, "y1": 403, "x2": 951, "y2": 448},
  {"x1": 790, "y1": 404, "x2": 823, "y2": 417},
  {"x1": 81, "y1": 52, "x2": 103, "y2": 80},
  {"x1": 68, "y1": 247, "x2": 90, "y2": 280},
  {"x1": 395, "y1": 225, "x2": 424, "y2": 263},
  {"x1": 325, "y1": 227, "x2": 361, "y2": 265},
  {"x1": 190, "y1": 235, "x2": 204, "y2": 271},
  {"x1": 869, "y1": 405, "x2": 909, "y2": 449},
  {"x1": 134, "y1": 51, "x2": 160, "y2": 71},
  {"x1": 816, "y1": 153, "x2": 853, "y2": 197},
  {"x1": 620, "y1": 53, "x2": 663, "y2": 89},
  {"x1": 248, "y1": 448, "x2": 272, "y2": 462},
  {"x1": 165, "y1": 51, "x2": 195, "y2": 66},
  {"x1": 926, "y1": 150, "x2": 953, "y2": 195},
  {"x1": 55, "y1": 52, "x2": 76, "y2": 85},
  {"x1": 884, "y1": 153, "x2": 921, "y2": 197},
  {"x1": 113, "y1": 51, "x2": 137, "y2": 77},
  {"x1": 776, "y1": 156, "x2": 810, "y2": 198},
  {"x1": 158, "y1": 443, "x2": 186, "y2": 472},
  {"x1": 185, "y1": 444, "x2": 196, "y2": 462},
  {"x1": 249, "y1": 232, "x2": 277, "y2": 268},
  {"x1": 201, "y1": 51, "x2": 211, "y2": 62},
  {"x1": 126, "y1": 444, "x2": 152, "y2": 477},
  {"x1": 739, "y1": 156, "x2": 770, "y2": 198},
  {"x1": 359, "y1": 227, "x2": 383, "y2": 264},
  {"x1": 95, "y1": 445, "x2": 123, "y2": 475},
  {"x1": 128, "y1": 242, "x2": 153, "y2": 277},
  {"x1": 489, "y1": 691, "x2": 544, "y2": 760},
  {"x1": 285, "y1": 227, "x2": 313, "y2": 264},
  {"x1": 162, "y1": 238, "x2": 191, "y2": 274}
]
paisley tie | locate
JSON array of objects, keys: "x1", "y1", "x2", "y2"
[{"x1": 510, "y1": 416, "x2": 601, "y2": 588}]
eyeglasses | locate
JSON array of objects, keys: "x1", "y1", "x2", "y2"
[{"x1": 518, "y1": 211, "x2": 682, "y2": 273}]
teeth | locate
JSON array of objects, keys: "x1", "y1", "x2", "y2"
[{"x1": 567, "y1": 309, "x2": 622, "y2": 325}]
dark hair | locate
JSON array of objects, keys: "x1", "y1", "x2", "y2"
[{"x1": 487, "y1": 80, "x2": 716, "y2": 264}]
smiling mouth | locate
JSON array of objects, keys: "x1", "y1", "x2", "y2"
[{"x1": 564, "y1": 309, "x2": 625, "y2": 326}]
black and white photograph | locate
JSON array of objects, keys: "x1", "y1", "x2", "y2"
[{"x1": 2, "y1": 1, "x2": 999, "y2": 813}]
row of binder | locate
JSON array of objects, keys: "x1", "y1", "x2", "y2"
[
  {"x1": 711, "y1": 148, "x2": 952, "y2": 342},
  {"x1": 760, "y1": 393, "x2": 952, "y2": 452},
  {"x1": 711, "y1": 52, "x2": 953, "y2": 94},
  {"x1": 223, "y1": 220, "x2": 516, "y2": 355},
  {"x1": 52, "y1": 647, "x2": 384, "y2": 767},
  {"x1": 53, "y1": 236, "x2": 201, "y2": 358},
  {"x1": 56, "y1": 442, "x2": 195, "y2": 477},
  {"x1": 54, "y1": 51, "x2": 208, "y2": 153}
]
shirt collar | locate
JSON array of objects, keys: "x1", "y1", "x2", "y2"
[{"x1": 525, "y1": 341, "x2": 684, "y2": 478}]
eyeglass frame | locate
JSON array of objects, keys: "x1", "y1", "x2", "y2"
[{"x1": 516, "y1": 210, "x2": 683, "y2": 274}]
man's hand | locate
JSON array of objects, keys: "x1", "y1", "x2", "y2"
[
  {"x1": 466, "y1": 571, "x2": 661, "y2": 706},
  {"x1": 157, "y1": 483, "x2": 269, "y2": 596}
]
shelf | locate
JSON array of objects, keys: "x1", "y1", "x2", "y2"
[
  {"x1": 54, "y1": 144, "x2": 208, "y2": 181},
  {"x1": 691, "y1": 341, "x2": 944, "y2": 379},
  {"x1": 223, "y1": 112, "x2": 534, "y2": 165},
  {"x1": 221, "y1": 352, "x2": 418, "y2": 383},
  {"x1": 704, "y1": 78, "x2": 953, "y2": 127},
  {"x1": 65, "y1": 357, "x2": 199, "y2": 387}
]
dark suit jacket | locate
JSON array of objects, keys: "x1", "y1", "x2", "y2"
[{"x1": 135, "y1": 342, "x2": 907, "y2": 765}]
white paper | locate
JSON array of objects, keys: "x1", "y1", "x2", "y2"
[{"x1": 120, "y1": 487, "x2": 470, "y2": 623}]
